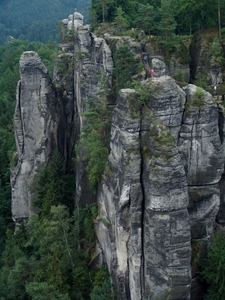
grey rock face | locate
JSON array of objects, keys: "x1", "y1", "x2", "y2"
[
  {"x1": 54, "y1": 12, "x2": 113, "y2": 207},
  {"x1": 96, "y1": 74, "x2": 225, "y2": 299},
  {"x1": 11, "y1": 51, "x2": 56, "y2": 222},
  {"x1": 179, "y1": 84, "x2": 224, "y2": 185},
  {"x1": 96, "y1": 89, "x2": 143, "y2": 300},
  {"x1": 96, "y1": 82, "x2": 192, "y2": 299},
  {"x1": 178, "y1": 84, "x2": 224, "y2": 298},
  {"x1": 190, "y1": 32, "x2": 223, "y2": 86},
  {"x1": 11, "y1": 11, "x2": 225, "y2": 300}
]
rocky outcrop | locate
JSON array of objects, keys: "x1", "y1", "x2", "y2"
[
  {"x1": 190, "y1": 30, "x2": 223, "y2": 86},
  {"x1": 11, "y1": 51, "x2": 57, "y2": 223},
  {"x1": 96, "y1": 77, "x2": 192, "y2": 300},
  {"x1": 11, "y1": 11, "x2": 225, "y2": 300},
  {"x1": 178, "y1": 84, "x2": 224, "y2": 298},
  {"x1": 55, "y1": 11, "x2": 113, "y2": 206},
  {"x1": 96, "y1": 76, "x2": 225, "y2": 300}
]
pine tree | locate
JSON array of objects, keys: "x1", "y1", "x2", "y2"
[
  {"x1": 113, "y1": 6, "x2": 129, "y2": 33},
  {"x1": 135, "y1": 3, "x2": 156, "y2": 35},
  {"x1": 157, "y1": 0, "x2": 178, "y2": 54},
  {"x1": 201, "y1": 229, "x2": 225, "y2": 300},
  {"x1": 25, "y1": 282, "x2": 71, "y2": 300},
  {"x1": 113, "y1": 45, "x2": 137, "y2": 93}
]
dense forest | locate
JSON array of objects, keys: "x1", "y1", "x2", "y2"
[
  {"x1": 90, "y1": 0, "x2": 225, "y2": 36},
  {"x1": 1, "y1": 0, "x2": 225, "y2": 299},
  {"x1": 0, "y1": 0, "x2": 91, "y2": 44}
]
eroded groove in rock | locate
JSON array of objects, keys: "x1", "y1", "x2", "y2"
[{"x1": 11, "y1": 51, "x2": 57, "y2": 223}]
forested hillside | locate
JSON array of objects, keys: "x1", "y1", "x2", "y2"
[
  {"x1": 0, "y1": 40, "x2": 57, "y2": 257},
  {"x1": 0, "y1": 0, "x2": 91, "y2": 44},
  {"x1": 90, "y1": 0, "x2": 225, "y2": 36},
  {"x1": 1, "y1": 0, "x2": 225, "y2": 299}
]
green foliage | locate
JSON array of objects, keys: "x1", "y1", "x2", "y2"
[
  {"x1": 76, "y1": 90, "x2": 111, "y2": 191},
  {"x1": 207, "y1": 37, "x2": 224, "y2": 65},
  {"x1": 90, "y1": 279, "x2": 113, "y2": 300},
  {"x1": 73, "y1": 266, "x2": 92, "y2": 299},
  {"x1": 133, "y1": 82, "x2": 150, "y2": 105},
  {"x1": 201, "y1": 229, "x2": 225, "y2": 300},
  {"x1": 113, "y1": 45, "x2": 137, "y2": 93},
  {"x1": 157, "y1": 0, "x2": 178, "y2": 54},
  {"x1": 188, "y1": 87, "x2": 205, "y2": 108},
  {"x1": 193, "y1": 74, "x2": 208, "y2": 90},
  {"x1": 91, "y1": 266, "x2": 109, "y2": 287},
  {"x1": 135, "y1": 3, "x2": 156, "y2": 35},
  {"x1": 176, "y1": 39, "x2": 191, "y2": 64},
  {"x1": 26, "y1": 282, "x2": 71, "y2": 300},
  {"x1": 0, "y1": 0, "x2": 90, "y2": 45},
  {"x1": 173, "y1": 69, "x2": 185, "y2": 82},
  {"x1": 126, "y1": 81, "x2": 150, "y2": 118},
  {"x1": 33, "y1": 149, "x2": 75, "y2": 217},
  {"x1": 74, "y1": 50, "x2": 90, "y2": 61},
  {"x1": 113, "y1": 6, "x2": 129, "y2": 33},
  {"x1": 172, "y1": 0, "x2": 217, "y2": 34},
  {"x1": 0, "y1": 203, "x2": 105, "y2": 300},
  {"x1": 91, "y1": 0, "x2": 115, "y2": 24},
  {"x1": 0, "y1": 42, "x2": 58, "y2": 241}
]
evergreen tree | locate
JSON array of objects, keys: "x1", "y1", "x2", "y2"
[
  {"x1": 91, "y1": 0, "x2": 115, "y2": 23},
  {"x1": 173, "y1": 0, "x2": 217, "y2": 34},
  {"x1": 113, "y1": 45, "x2": 137, "y2": 93},
  {"x1": 26, "y1": 282, "x2": 71, "y2": 300},
  {"x1": 113, "y1": 6, "x2": 129, "y2": 33},
  {"x1": 201, "y1": 229, "x2": 225, "y2": 300},
  {"x1": 90, "y1": 279, "x2": 113, "y2": 300},
  {"x1": 135, "y1": 3, "x2": 156, "y2": 35},
  {"x1": 157, "y1": 0, "x2": 178, "y2": 54}
]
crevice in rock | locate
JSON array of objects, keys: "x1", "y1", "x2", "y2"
[
  {"x1": 218, "y1": 104, "x2": 224, "y2": 144},
  {"x1": 139, "y1": 109, "x2": 145, "y2": 299}
]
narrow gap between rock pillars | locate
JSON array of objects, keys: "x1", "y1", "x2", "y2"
[
  {"x1": 218, "y1": 105, "x2": 224, "y2": 144},
  {"x1": 139, "y1": 118, "x2": 145, "y2": 298}
]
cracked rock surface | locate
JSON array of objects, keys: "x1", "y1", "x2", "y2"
[{"x1": 11, "y1": 51, "x2": 57, "y2": 222}]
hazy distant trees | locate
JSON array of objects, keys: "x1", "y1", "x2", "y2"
[{"x1": 0, "y1": 0, "x2": 90, "y2": 45}]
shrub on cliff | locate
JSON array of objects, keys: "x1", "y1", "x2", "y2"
[
  {"x1": 113, "y1": 45, "x2": 137, "y2": 93},
  {"x1": 202, "y1": 229, "x2": 225, "y2": 300}
]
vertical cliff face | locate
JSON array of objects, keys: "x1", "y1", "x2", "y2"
[
  {"x1": 11, "y1": 11, "x2": 225, "y2": 300},
  {"x1": 95, "y1": 78, "x2": 225, "y2": 300},
  {"x1": 178, "y1": 84, "x2": 224, "y2": 297},
  {"x1": 96, "y1": 78, "x2": 192, "y2": 299},
  {"x1": 54, "y1": 10, "x2": 113, "y2": 206},
  {"x1": 11, "y1": 51, "x2": 57, "y2": 223},
  {"x1": 190, "y1": 31, "x2": 223, "y2": 85}
]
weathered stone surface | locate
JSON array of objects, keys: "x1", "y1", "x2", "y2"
[
  {"x1": 178, "y1": 84, "x2": 224, "y2": 185},
  {"x1": 105, "y1": 35, "x2": 142, "y2": 56},
  {"x1": 190, "y1": 31, "x2": 223, "y2": 85},
  {"x1": 151, "y1": 58, "x2": 166, "y2": 77},
  {"x1": 141, "y1": 76, "x2": 186, "y2": 139},
  {"x1": 141, "y1": 38, "x2": 190, "y2": 83},
  {"x1": 11, "y1": 11, "x2": 225, "y2": 300},
  {"x1": 11, "y1": 51, "x2": 56, "y2": 222},
  {"x1": 54, "y1": 14, "x2": 114, "y2": 207},
  {"x1": 217, "y1": 176, "x2": 225, "y2": 224},
  {"x1": 96, "y1": 84, "x2": 192, "y2": 299},
  {"x1": 141, "y1": 79, "x2": 191, "y2": 299},
  {"x1": 67, "y1": 11, "x2": 84, "y2": 30},
  {"x1": 178, "y1": 84, "x2": 224, "y2": 299},
  {"x1": 96, "y1": 89, "x2": 143, "y2": 300}
]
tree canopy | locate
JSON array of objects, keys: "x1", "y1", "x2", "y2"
[{"x1": 0, "y1": 0, "x2": 90, "y2": 44}]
